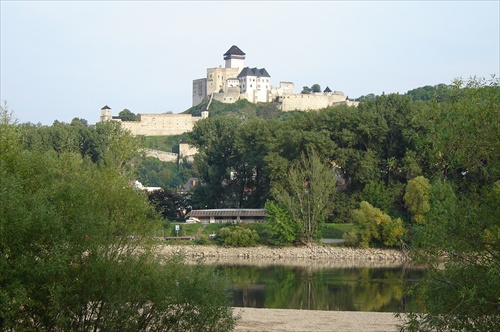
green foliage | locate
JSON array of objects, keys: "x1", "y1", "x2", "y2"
[
  {"x1": 311, "y1": 84, "x2": 321, "y2": 93},
  {"x1": 148, "y1": 188, "x2": 187, "y2": 221},
  {"x1": 301, "y1": 86, "x2": 312, "y2": 94},
  {"x1": 406, "y1": 83, "x2": 449, "y2": 102},
  {"x1": 401, "y1": 77, "x2": 500, "y2": 331},
  {"x1": 184, "y1": 99, "x2": 282, "y2": 120},
  {"x1": 350, "y1": 201, "x2": 407, "y2": 248},
  {"x1": 143, "y1": 134, "x2": 189, "y2": 153},
  {"x1": 118, "y1": 108, "x2": 139, "y2": 121},
  {"x1": 216, "y1": 224, "x2": 260, "y2": 247},
  {"x1": 271, "y1": 148, "x2": 337, "y2": 245},
  {"x1": 321, "y1": 223, "x2": 355, "y2": 239},
  {"x1": 403, "y1": 176, "x2": 431, "y2": 224},
  {"x1": 265, "y1": 200, "x2": 298, "y2": 246},
  {"x1": 0, "y1": 109, "x2": 236, "y2": 331}
]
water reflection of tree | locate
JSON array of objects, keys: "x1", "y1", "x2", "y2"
[{"x1": 221, "y1": 264, "x2": 422, "y2": 312}]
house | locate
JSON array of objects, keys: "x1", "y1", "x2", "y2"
[{"x1": 185, "y1": 208, "x2": 266, "y2": 224}]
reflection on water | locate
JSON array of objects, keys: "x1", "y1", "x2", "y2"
[{"x1": 215, "y1": 264, "x2": 425, "y2": 312}]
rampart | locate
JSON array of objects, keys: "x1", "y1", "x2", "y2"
[
  {"x1": 279, "y1": 92, "x2": 347, "y2": 112},
  {"x1": 144, "y1": 149, "x2": 178, "y2": 163},
  {"x1": 120, "y1": 113, "x2": 204, "y2": 136}
]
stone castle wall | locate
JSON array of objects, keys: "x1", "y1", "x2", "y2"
[
  {"x1": 144, "y1": 149, "x2": 178, "y2": 163},
  {"x1": 120, "y1": 113, "x2": 203, "y2": 136},
  {"x1": 279, "y1": 92, "x2": 347, "y2": 112}
]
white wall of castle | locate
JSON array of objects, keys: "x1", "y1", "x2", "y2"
[
  {"x1": 120, "y1": 113, "x2": 204, "y2": 136},
  {"x1": 279, "y1": 92, "x2": 347, "y2": 112}
]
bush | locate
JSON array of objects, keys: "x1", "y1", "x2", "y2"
[{"x1": 217, "y1": 224, "x2": 259, "y2": 247}]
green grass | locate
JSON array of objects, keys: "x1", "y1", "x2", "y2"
[
  {"x1": 143, "y1": 134, "x2": 189, "y2": 153},
  {"x1": 164, "y1": 222, "x2": 203, "y2": 237},
  {"x1": 321, "y1": 223, "x2": 355, "y2": 238}
]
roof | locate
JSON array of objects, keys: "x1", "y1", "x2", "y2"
[
  {"x1": 101, "y1": 105, "x2": 111, "y2": 110},
  {"x1": 186, "y1": 209, "x2": 266, "y2": 218},
  {"x1": 224, "y1": 45, "x2": 246, "y2": 58},
  {"x1": 323, "y1": 86, "x2": 332, "y2": 93},
  {"x1": 237, "y1": 67, "x2": 271, "y2": 78}
]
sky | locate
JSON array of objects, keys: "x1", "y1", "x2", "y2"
[{"x1": 1, "y1": 1, "x2": 499, "y2": 125}]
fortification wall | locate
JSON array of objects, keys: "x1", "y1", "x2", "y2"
[
  {"x1": 144, "y1": 149, "x2": 178, "y2": 163},
  {"x1": 213, "y1": 88, "x2": 241, "y2": 103},
  {"x1": 280, "y1": 92, "x2": 347, "y2": 112},
  {"x1": 120, "y1": 113, "x2": 202, "y2": 136}
]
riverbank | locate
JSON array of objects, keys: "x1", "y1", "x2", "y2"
[
  {"x1": 233, "y1": 307, "x2": 405, "y2": 332},
  {"x1": 154, "y1": 244, "x2": 409, "y2": 268}
]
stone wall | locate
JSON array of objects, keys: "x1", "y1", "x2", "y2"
[
  {"x1": 279, "y1": 92, "x2": 347, "y2": 112},
  {"x1": 120, "y1": 113, "x2": 203, "y2": 136},
  {"x1": 144, "y1": 149, "x2": 178, "y2": 163}
]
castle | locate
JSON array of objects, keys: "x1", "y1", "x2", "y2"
[
  {"x1": 100, "y1": 45, "x2": 358, "y2": 138},
  {"x1": 193, "y1": 45, "x2": 357, "y2": 112}
]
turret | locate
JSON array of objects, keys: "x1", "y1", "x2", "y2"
[
  {"x1": 100, "y1": 105, "x2": 112, "y2": 122},
  {"x1": 223, "y1": 45, "x2": 245, "y2": 70}
]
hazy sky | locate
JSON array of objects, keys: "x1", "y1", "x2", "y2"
[{"x1": 1, "y1": 1, "x2": 499, "y2": 125}]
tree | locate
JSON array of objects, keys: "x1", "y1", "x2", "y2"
[
  {"x1": 271, "y1": 148, "x2": 337, "y2": 246},
  {"x1": 189, "y1": 117, "x2": 242, "y2": 208},
  {"x1": 0, "y1": 108, "x2": 236, "y2": 331},
  {"x1": 264, "y1": 200, "x2": 298, "y2": 246},
  {"x1": 301, "y1": 86, "x2": 311, "y2": 94},
  {"x1": 118, "y1": 108, "x2": 139, "y2": 121},
  {"x1": 349, "y1": 201, "x2": 406, "y2": 248},
  {"x1": 400, "y1": 77, "x2": 500, "y2": 331},
  {"x1": 311, "y1": 84, "x2": 321, "y2": 93},
  {"x1": 148, "y1": 188, "x2": 187, "y2": 221},
  {"x1": 403, "y1": 176, "x2": 431, "y2": 224}
]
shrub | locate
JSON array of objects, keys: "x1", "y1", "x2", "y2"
[{"x1": 217, "y1": 224, "x2": 259, "y2": 247}]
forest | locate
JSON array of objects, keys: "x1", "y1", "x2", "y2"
[{"x1": 1, "y1": 76, "x2": 498, "y2": 331}]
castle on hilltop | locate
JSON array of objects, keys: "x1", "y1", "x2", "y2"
[
  {"x1": 100, "y1": 45, "x2": 358, "y2": 138},
  {"x1": 193, "y1": 45, "x2": 357, "y2": 112}
]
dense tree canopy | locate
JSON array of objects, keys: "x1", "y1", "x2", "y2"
[{"x1": 0, "y1": 107, "x2": 236, "y2": 331}]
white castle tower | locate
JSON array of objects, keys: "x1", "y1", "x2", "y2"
[{"x1": 100, "y1": 105, "x2": 112, "y2": 122}]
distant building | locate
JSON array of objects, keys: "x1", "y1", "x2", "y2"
[{"x1": 185, "y1": 209, "x2": 266, "y2": 224}]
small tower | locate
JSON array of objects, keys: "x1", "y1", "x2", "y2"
[
  {"x1": 100, "y1": 105, "x2": 112, "y2": 122},
  {"x1": 223, "y1": 45, "x2": 245, "y2": 70}
]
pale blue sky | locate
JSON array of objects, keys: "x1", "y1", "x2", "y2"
[{"x1": 1, "y1": 1, "x2": 499, "y2": 125}]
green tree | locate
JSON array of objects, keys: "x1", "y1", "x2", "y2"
[
  {"x1": 311, "y1": 84, "x2": 321, "y2": 93},
  {"x1": 189, "y1": 117, "x2": 243, "y2": 208},
  {"x1": 301, "y1": 86, "x2": 311, "y2": 94},
  {"x1": 217, "y1": 224, "x2": 259, "y2": 247},
  {"x1": 271, "y1": 148, "x2": 337, "y2": 246},
  {"x1": 401, "y1": 77, "x2": 500, "y2": 331},
  {"x1": 0, "y1": 108, "x2": 236, "y2": 331},
  {"x1": 264, "y1": 200, "x2": 298, "y2": 246},
  {"x1": 118, "y1": 108, "x2": 139, "y2": 121},
  {"x1": 403, "y1": 176, "x2": 431, "y2": 224},
  {"x1": 349, "y1": 201, "x2": 406, "y2": 248}
]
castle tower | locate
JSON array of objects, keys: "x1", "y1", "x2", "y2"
[
  {"x1": 100, "y1": 105, "x2": 112, "y2": 122},
  {"x1": 224, "y1": 45, "x2": 245, "y2": 70}
]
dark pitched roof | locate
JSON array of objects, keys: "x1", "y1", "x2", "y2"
[
  {"x1": 101, "y1": 105, "x2": 111, "y2": 110},
  {"x1": 224, "y1": 45, "x2": 245, "y2": 57},
  {"x1": 186, "y1": 209, "x2": 266, "y2": 218},
  {"x1": 237, "y1": 67, "x2": 271, "y2": 78},
  {"x1": 323, "y1": 86, "x2": 332, "y2": 93}
]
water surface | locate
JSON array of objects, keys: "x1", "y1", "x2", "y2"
[{"x1": 215, "y1": 264, "x2": 424, "y2": 312}]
